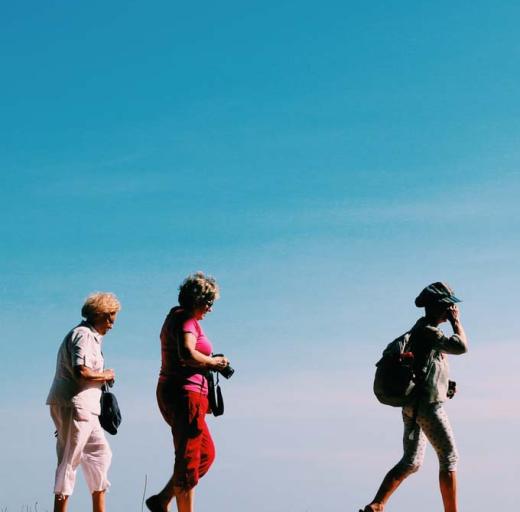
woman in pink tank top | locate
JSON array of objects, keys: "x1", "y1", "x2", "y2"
[{"x1": 146, "y1": 272, "x2": 230, "y2": 512}]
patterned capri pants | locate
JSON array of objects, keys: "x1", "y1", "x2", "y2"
[{"x1": 395, "y1": 401, "x2": 458, "y2": 474}]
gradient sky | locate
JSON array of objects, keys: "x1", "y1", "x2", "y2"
[{"x1": 1, "y1": 1, "x2": 519, "y2": 510}]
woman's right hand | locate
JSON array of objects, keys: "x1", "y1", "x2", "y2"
[
  {"x1": 103, "y1": 368, "x2": 116, "y2": 382},
  {"x1": 210, "y1": 356, "x2": 229, "y2": 370},
  {"x1": 447, "y1": 304, "x2": 460, "y2": 323}
]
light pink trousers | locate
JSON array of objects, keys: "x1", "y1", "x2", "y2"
[{"x1": 50, "y1": 405, "x2": 112, "y2": 497}]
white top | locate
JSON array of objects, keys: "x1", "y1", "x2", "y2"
[{"x1": 46, "y1": 321, "x2": 105, "y2": 415}]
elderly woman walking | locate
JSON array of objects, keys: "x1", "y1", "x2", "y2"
[
  {"x1": 47, "y1": 292, "x2": 121, "y2": 512},
  {"x1": 360, "y1": 282, "x2": 468, "y2": 512},
  {"x1": 146, "y1": 272, "x2": 230, "y2": 512}
]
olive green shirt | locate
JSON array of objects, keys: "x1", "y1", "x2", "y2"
[{"x1": 409, "y1": 317, "x2": 468, "y2": 403}]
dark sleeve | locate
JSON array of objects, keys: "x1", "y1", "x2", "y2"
[{"x1": 422, "y1": 325, "x2": 468, "y2": 355}]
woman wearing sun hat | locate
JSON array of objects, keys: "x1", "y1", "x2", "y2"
[{"x1": 360, "y1": 282, "x2": 468, "y2": 512}]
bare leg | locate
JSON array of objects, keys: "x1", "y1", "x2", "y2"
[
  {"x1": 53, "y1": 494, "x2": 69, "y2": 512},
  {"x1": 92, "y1": 490, "x2": 106, "y2": 512},
  {"x1": 174, "y1": 486, "x2": 195, "y2": 512},
  {"x1": 364, "y1": 464, "x2": 416, "y2": 511},
  {"x1": 439, "y1": 470, "x2": 458, "y2": 512}
]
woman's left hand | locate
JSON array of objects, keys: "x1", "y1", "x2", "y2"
[{"x1": 210, "y1": 356, "x2": 229, "y2": 370}]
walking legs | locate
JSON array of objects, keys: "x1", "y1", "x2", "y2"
[
  {"x1": 174, "y1": 486, "x2": 195, "y2": 512},
  {"x1": 439, "y1": 470, "x2": 458, "y2": 512},
  {"x1": 364, "y1": 463, "x2": 417, "y2": 511},
  {"x1": 92, "y1": 490, "x2": 106, "y2": 512},
  {"x1": 53, "y1": 494, "x2": 69, "y2": 512}
]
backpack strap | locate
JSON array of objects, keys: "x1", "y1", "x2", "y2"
[{"x1": 407, "y1": 325, "x2": 436, "y2": 439}]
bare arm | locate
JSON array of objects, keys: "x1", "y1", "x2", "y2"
[
  {"x1": 181, "y1": 332, "x2": 229, "y2": 371},
  {"x1": 74, "y1": 366, "x2": 115, "y2": 382}
]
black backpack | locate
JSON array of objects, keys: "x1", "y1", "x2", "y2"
[{"x1": 373, "y1": 332, "x2": 418, "y2": 407}]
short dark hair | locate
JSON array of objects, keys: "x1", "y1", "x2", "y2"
[{"x1": 178, "y1": 272, "x2": 219, "y2": 310}]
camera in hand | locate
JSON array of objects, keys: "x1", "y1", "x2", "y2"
[{"x1": 212, "y1": 353, "x2": 235, "y2": 379}]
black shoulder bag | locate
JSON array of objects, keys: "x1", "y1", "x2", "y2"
[{"x1": 99, "y1": 382, "x2": 122, "y2": 435}]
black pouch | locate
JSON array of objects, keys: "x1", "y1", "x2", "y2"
[{"x1": 99, "y1": 383, "x2": 122, "y2": 435}]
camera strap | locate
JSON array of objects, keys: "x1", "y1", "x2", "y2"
[{"x1": 207, "y1": 371, "x2": 224, "y2": 417}]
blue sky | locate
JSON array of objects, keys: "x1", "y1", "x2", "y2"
[{"x1": 1, "y1": 1, "x2": 519, "y2": 510}]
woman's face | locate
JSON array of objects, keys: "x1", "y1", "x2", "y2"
[
  {"x1": 93, "y1": 311, "x2": 118, "y2": 335},
  {"x1": 427, "y1": 304, "x2": 454, "y2": 324},
  {"x1": 193, "y1": 300, "x2": 214, "y2": 321}
]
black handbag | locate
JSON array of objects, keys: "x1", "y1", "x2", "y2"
[{"x1": 99, "y1": 383, "x2": 122, "y2": 435}]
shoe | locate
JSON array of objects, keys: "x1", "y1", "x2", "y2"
[{"x1": 145, "y1": 495, "x2": 166, "y2": 512}]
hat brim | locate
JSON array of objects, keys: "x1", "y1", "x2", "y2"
[{"x1": 441, "y1": 295, "x2": 461, "y2": 304}]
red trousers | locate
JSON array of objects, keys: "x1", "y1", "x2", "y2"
[{"x1": 157, "y1": 381, "x2": 215, "y2": 490}]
